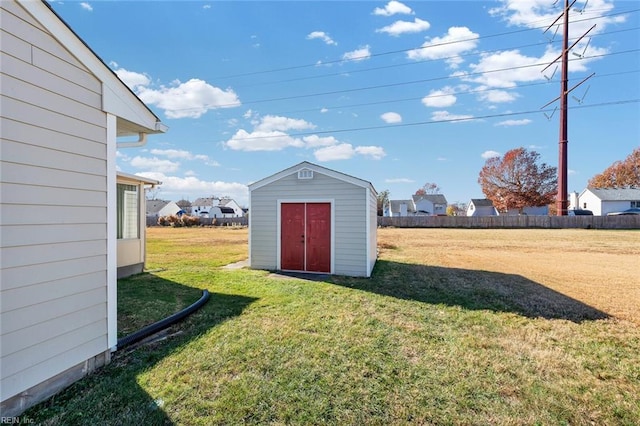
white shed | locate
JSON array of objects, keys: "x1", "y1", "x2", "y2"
[
  {"x1": 249, "y1": 161, "x2": 378, "y2": 278},
  {"x1": 1, "y1": 0, "x2": 166, "y2": 415}
]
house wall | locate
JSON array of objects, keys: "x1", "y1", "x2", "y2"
[
  {"x1": 579, "y1": 191, "x2": 603, "y2": 215},
  {"x1": 1, "y1": 1, "x2": 110, "y2": 411},
  {"x1": 250, "y1": 172, "x2": 371, "y2": 277}
]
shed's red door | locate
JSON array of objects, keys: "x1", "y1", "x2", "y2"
[{"x1": 281, "y1": 202, "x2": 331, "y2": 273}]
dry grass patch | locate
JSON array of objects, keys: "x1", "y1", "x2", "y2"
[{"x1": 377, "y1": 228, "x2": 640, "y2": 324}]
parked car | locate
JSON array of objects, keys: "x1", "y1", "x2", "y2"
[
  {"x1": 568, "y1": 209, "x2": 593, "y2": 216},
  {"x1": 607, "y1": 208, "x2": 640, "y2": 216}
]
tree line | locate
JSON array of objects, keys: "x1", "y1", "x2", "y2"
[{"x1": 377, "y1": 146, "x2": 640, "y2": 216}]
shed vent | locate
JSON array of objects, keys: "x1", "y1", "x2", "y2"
[{"x1": 298, "y1": 169, "x2": 313, "y2": 180}]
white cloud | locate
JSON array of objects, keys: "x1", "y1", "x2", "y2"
[
  {"x1": 477, "y1": 88, "x2": 518, "y2": 103},
  {"x1": 203, "y1": 4, "x2": 211, "y2": 9},
  {"x1": 481, "y1": 150, "x2": 501, "y2": 159},
  {"x1": 342, "y1": 45, "x2": 371, "y2": 62},
  {"x1": 381, "y1": 112, "x2": 402, "y2": 124},
  {"x1": 130, "y1": 156, "x2": 180, "y2": 173},
  {"x1": 113, "y1": 67, "x2": 151, "y2": 89},
  {"x1": 225, "y1": 129, "x2": 304, "y2": 152},
  {"x1": 137, "y1": 172, "x2": 249, "y2": 206},
  {"x1": 137, "y1": 79, "x2": 241, "y2": 119},
  {"x1": 385, "y1": 178, "x2": 415, "y2": 183},
  {"x1": 355, "y1": 146, "x2": 386, "y2": 160},
  {"x1": 431, "y1": 111, "x2": 474, "y2": 122},
  {"x1": 303, "y1": 135, "x2": 340, "y2": 147},
  {"x1": 320, "y1": 108, "x2": 329, "y2": 113},
  {"x1": 422, "y1": 87, "x2": 457, "y2": 108},
  {"x1": 495, "y1": 119, "x2": 532, "y2": 127},
  {"x1": 489, "y1": 0, "x2": 621, "y2": 36},
  {"x1": 255, "y1": 115, "x2": 316, "y2": 132},
  {"x1": 314, "y1": 144, "x2": 385, "y2": 162},
  {"x1": 376, "y1": 18, "x2": 430, "y2": 36},
  {"x1": 407, "y1": 27, "x2": 479, "y2": 68},
  {"x1": 373, "y1": 1, "x2": 413, "y2": 16},
  {"x1": 307, "y1": 31, "x2": 337, "y2": 45},
  {"x1": 314, "y1": 144, "x2": 355, "y2": 161},
  {"x1": 149, "y1": 149, "x2": 218, "y2": 165},
  {"x1": 80, "y1": 2, "x2": 93, "y2": 12}
]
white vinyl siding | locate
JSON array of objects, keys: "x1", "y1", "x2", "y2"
[
  {"x1": 250, "y1": 164, "x2": 376, "y2": 277},
  {"x1": 0, "y1": 1, "x2": 109, "y2": 402}
]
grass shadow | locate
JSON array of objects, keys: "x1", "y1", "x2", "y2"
[
  {"x1": 330, "y1": 260, "x2": 609, "y2": 322},
  {"x1": 25, "y1": 275, "x2": 258, "y2": 425}
]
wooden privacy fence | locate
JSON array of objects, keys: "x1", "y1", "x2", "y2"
[{"x1": 377, "y1": 215, "x2": 640, "y2": 229}]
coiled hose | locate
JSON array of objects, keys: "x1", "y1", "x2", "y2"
[{"x1": 117, "y1": 289, "x2": 210, "y2": 350}]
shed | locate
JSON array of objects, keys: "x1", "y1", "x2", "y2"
[
  {"x1": 0, "y1": 0, "x2": 166, "y2": 415},
  {"x1": 248, "y1": 161, "x2": 377, "y2": 277}
]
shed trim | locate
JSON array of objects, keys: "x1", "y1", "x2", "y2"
[{"x1": 249, "y1": 161, "x2": 376, "y2": 195}]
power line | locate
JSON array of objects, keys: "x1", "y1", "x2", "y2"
[
  {"x1": 226, "y1": 99, "x2": 639, "y2": 141},
  {"x1": 170, "y1": 47, "x2": 640, "y2": 111},
  {"x1": 269, "y1": 69, "x2": 640, "y2": 116},
  {"x1": 210, "y1": 8, "x2": 640, "y2": 81},
  {"x1": 232, "y1": 26, "x2": 640, "y2": 90}
]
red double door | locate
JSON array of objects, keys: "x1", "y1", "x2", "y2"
[{"x1": 280, "y1": 202, "x2": 331, "y2": 273}]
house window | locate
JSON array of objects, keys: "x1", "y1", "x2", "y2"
[
  {"x1": 583, "y1": 202, "x2": 587, "y2": 209},
  {"x1": 117, "y1": 184, "x2": 138, "y2": 239},
  {"x1": 631, "y1": 201, "x2": 640, "y2": 208}
]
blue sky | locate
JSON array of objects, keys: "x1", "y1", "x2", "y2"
[{"x1": 50, "y1": 0, "x2": 639, "y2": 207}]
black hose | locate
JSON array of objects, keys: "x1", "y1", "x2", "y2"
[{"x1": 117, "y1": 289, "x2": 210, "y2": 350}]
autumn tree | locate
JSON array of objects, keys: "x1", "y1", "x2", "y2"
[
  {"x1": 415, "y1": 182, "x2": 441, "y2": 196},
  {"x1": 446, "y1": 202, "x2": 467, "y2": 216},
  {"x1": 377, "y1": 189, "x2": 390, "y2": 216},
  {"x1": 588, "y1": 147, "x2": 640, "y2": 189},
  {"x1": 478, "y1": 147, "x2": 557, "y2": 214}
]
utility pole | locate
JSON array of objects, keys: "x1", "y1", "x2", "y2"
[
  {"x1": 558, "y1": 0, "x2": 569, "y2": 216},
  {"x1": 542, "y1": 0, "x2": 595, "y2": 215}
]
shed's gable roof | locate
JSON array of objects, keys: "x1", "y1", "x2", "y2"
[
  {"x1": 583, "y1": 187, "x2": 640, "y2": 201},
  {"x1": 21, "y1": 0, "x2": 166, "y2": 136},
  {"x1": 249, "y1": 161, "x2": 377, "y2": 195}
]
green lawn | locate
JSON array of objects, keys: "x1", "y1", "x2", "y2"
[{"x1": 26, "y1": 228, "x2": 640, "y2": 425}]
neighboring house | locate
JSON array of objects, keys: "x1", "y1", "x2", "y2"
[
  {"x1": 0, "y1": 0, "x2": 166, "y2": 416},
  {"x1": 467, "y1": 199, "x2": 498, "y2": 217},
  {"x1": 117, "y1": 172, "x2": 161, "y2": 279},
  {"x1": 219, "y1": 198, "x2": 245, "y2": 217},
  {"x1": 385, "y1": 199, "x2": 416, "y2": 217},
  {"x1": 577, "y1": 187, "x2": 640, "y2": 216},
  {"x1": 249, "y1": 161, "x2": 377, "y2": 278},
  {"x1": 192, "y1": 197, "x2": 244, "y2": 218},
  {"x1": 146, "y1": 199, "x2": 183, "y2": 219},
  {"x1": 413, "y1": 194, "x2": 448, "y2": 216}
]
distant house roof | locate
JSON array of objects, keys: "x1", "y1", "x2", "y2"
[
  {"x1": 193, "y1": 197, "x2": 217, "y2": 206},
  {"x1": 220, "y1": 206, "x2": 235, "y2": 214},
  {"x1": 412, "y1": 194, "x2": 448, "y2": 205},
  {"x1": 147, "y1": 200, "x2": 169, "y2": 215},
  {"x1": 470, "y1": 198, "x2": 495, "y2": 207},
  {"x1": 585, "y1": 188, "x2": 640, "y2": 201}
]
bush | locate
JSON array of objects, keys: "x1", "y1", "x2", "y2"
[{"x1": 157, "y1": 214, "x2": 200, "y2": 227}]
